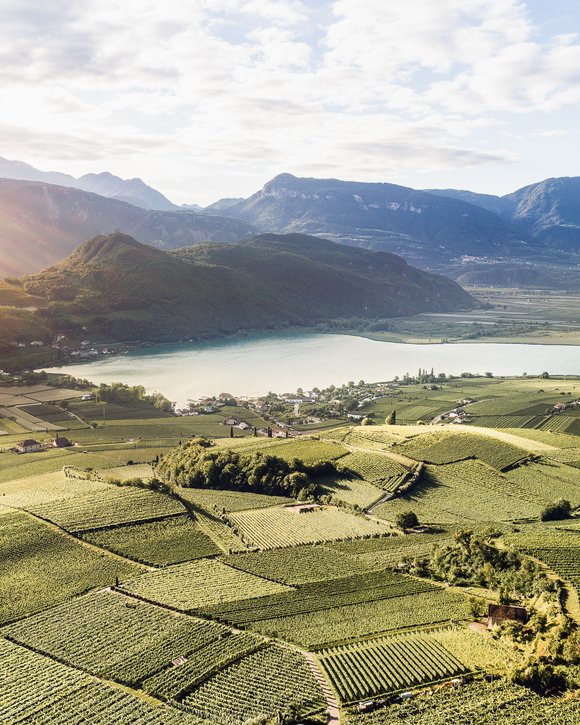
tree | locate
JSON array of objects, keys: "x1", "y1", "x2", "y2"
[
  {"x1": 385, "y1": 409, "x2": 396, "y2": 425},
  {"x1": 541, "y1": 499, "x2": 572, "y2": 521},
  {"x1": 395, "y1": 511, "x2": 419, "y2": 530}
]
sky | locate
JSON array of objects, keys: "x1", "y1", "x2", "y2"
[{"x1": 1, "y1": 0, "x2": 580, "y2": 205}]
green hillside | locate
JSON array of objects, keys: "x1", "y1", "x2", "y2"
[{"x1": 6, "y1": 231, "x2": 476, "y2": 345}]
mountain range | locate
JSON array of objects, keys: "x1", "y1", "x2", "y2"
[
  {"x1": 0, "y1": 180, "x2": 254, "y2": 277},
  {"x1": 1, "y1": 157, "x2": 580, "y2": 288},
  {"x1": 2, "y1": 232, "x2": 476, "y2": 347}
]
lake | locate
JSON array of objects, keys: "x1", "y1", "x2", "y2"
[{"x1": 46, "y1": 333, "x2": 580, "y2": 406}]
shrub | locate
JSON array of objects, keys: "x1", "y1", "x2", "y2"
[
  {"x1": 541, "y1": 499, "x2": 572, "y2": 522},
  {"x1": 395, "y1": 511, "x2": 419, "y2": 530}
]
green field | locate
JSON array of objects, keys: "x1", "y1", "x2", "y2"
[
  {"x1": 120, "y1": 558, "x2": 292, "y2": 611},
  {"x1": 0, "y1": 512, "x2": 140, "y2": 625},
  {"x1": 1, "y1": 376, "x2": 579, "y2": 723},
  {"x1": 228, "y1": 504, "x2": 392, "y2": 549},
  {"x1": 318, "y1": 629, "x2": 470, "y2": 702},
  {"x1": 83, "y1": 515, "x2": 221, "y2": 565}
]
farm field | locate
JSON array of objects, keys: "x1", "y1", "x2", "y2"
[
  {"x1": 346, "y1": 679, "x2": 580, "y2": 724},
  {"x1": 120, "y1": 558, "x2": 293, "y2": 610},
  {"x1": 228, "y1": 504, "x2": 392, "y2": 549},
  {"x1": 1, "y1": 375, "x2": 579, "y2": 723},
  {"x1": 0, "y1": 511, "x2": 139, "y2": 625},
  {"x1": 28, "y1": 485, "x2": 184, "y2": 532},
  {"x1": 317, "y1": 629, "x2": 471, "y2": 703},
  {"x1": 83, "y1": 515, "x2": 221, "y2": 565}
]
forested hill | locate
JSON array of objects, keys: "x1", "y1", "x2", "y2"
[{"x1": 7, "y1": 232, "x2": 477, "y2": 343}]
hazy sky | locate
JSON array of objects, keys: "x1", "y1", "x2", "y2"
[{"x1": 2, "y1": 0, "x2": 580, "y2": 205}]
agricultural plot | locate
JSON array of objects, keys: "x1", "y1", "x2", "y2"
[
  {"x1": 317, "y1": 630, "x2": 470, "y2": 703},
  {"x1": 375, "y1": 461, "x2": 542, "y2": 524},
  {"x1": 120, "y1": 558, "x2": 292, "y2": 611},
  {"x1": 29, "y1": 485, "x2": 184, "y2": 532},
  {"x1": 504, "y1": 528, "x2": 580, "y2": 590},
  {"x1": 346, "y1": 679, "x2": 580, "y2": 725},
  {"x1": 101, "y1": 463, "x2": 154, "y2": 481},
  {"x1": 228, "y1": 505, "x2": 391, "y2": 549},
  {"x1": 247, "y1": 588, "x2": 470, "y2": 649},
  {"x1": 0, "y1": 448, "x2": 78, "y2": 483},
  {"x1": 321, "y1": 477, "x2": 385, "y2": 508},
  {"x1": 0, "y1": 637, "x2": 203, "y2": 724},
  {"x1": 503, "y1": 461, "x2": 580, "y2": 507},
  {"x1": 224, "y1": 543, "x2": 377, "y2": 584},
  {"x1": 177, "y1": 486, "x2": 293, "y2": 512},
  {"x1": 0, "y1": 512, "x2": 139, "y2": 625},
  {"x1": 3, "y1": 590, "x2": 231, "y2": 686},
  {"x1": 181, "y1": 644, "x2": 325, "y2": 724},
  {"x1": 83, "y1": 515, "x2": 221, "y2": 565},
  {"x1": 143, "y1": 631, "x2": 263, "y2": 700},
  {"x1": 393, "y1": 432, "x2": 529, "y2": 471},
  {"x1": 248, "y1": 438, "x2": 349, "y2": 463},
  {"x1": 430, "y1": 627, "x2": 518, "y2": 673},
  {"x1": 199, "y1": 571, "x2": 438, "y2": 627},
  {"x1": 185, "y1": 503, "x2": 248, "y2": 553},
  {"x1": 537, "y1": 415, "x2": 578, "y2": 433},
  {"x1": 329, "y1": 531, "x2": 455, "y2": 569},
  {"x1": 469, "y1": 415, "x2": 535, "y2": 429},
  {"x1": 0, "y1": 470, "x2": 111, "y2": 508},
  {"x1": 340, "y1": 450, "x2": 410, "y2": 490}
]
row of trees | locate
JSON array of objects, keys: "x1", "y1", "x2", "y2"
[{"x1": 156, "y1": 437, "x2": 341, "y2": 499}]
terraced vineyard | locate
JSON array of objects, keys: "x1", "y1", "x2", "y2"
[
  {"x1": 228, "y1": 504, "x2": 391, "y2": 549},
  {"x1": 504, "y1": 528, "x2": 580, "y2": 590},
  {"x1": 318, "y1": 630, "x2": 470, "y2": 702},
  {"x1": 177, "y1": 487, "x2": 293, "y2": 512}
]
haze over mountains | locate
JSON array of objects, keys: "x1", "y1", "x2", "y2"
[
  {"x1": 2, "y1": 232, "x2": 475, "y2": 346},
  {"x1": 1, "y1": 157, "x2": 579, "y2": 287},
  {"x1": 0, "y1": 180, "x2": 254, "y2": 277}
]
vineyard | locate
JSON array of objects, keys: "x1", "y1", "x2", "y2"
[
  {"x1": 3, "y1": 591, "x2": 232, "y2": 685},
  {"x1": 393, "y1": 432, "x2": 529, "y2": 471},
  {"x1": 317, "y1": 630, "x2": 471, "y2": 702},
  {"x1": 28, "y1": 485, "x2": 184, "y2": 533},
  {"x1": 177, "y1": 487, "x2": 293, "y2": 512},
  {"x1": 83, "y1": 515, "x2": 221, "y2": 565},
  {"x1": 181, "y1": 644, "x2": 325, "y2": 724},
  {"x1": 0, "y1": 511, "x2": 139, "y2": 625},
  {"x1": 248, "y1": 588, "x2": 470, "y2": 649},
  {"x1": 0, "y1": 638, "x2": 202, "y2": 724},
  {"x1": 346, "y1": 679, "x2": 580, "y2": 724},
  {"x1": 228, "y1": 505, "x2": 392, "y2": 549},
  {"x1": 120, "y1": 558, "x2": 292, "y2": 611},
  {"x1": 375, "y1": 460, "x2": 540, "y2": 524},
  {"x1": 340, "y1": 450, "x2": 410, "y2": 491},
  {"x1": 1, "y1": 376, "x2": 580, "y2": 723},
  {"x1": 199, "y1": 571, "x2": 438, "y2": 626},
  {"x1": 224, "y1": 543, "x2": 377, "y2": 584}
]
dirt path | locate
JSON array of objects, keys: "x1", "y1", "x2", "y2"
[{"x1": 303, "y1": 652, "x2": 340, "y2": 724}]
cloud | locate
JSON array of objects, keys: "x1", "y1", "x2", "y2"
[{"x1": 0, "y1": 0, "x2": 577, "y2": 202}]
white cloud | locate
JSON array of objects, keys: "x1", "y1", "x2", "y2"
[{"x1": 0, "y1": 0, "x2": 578, "y2": 202}]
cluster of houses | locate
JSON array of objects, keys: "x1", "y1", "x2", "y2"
[
  {"x1": 551, "y1": 399, "x2": 580, "y2": 414},
  {"x1": 11, "y1": 436, "x2": 73, "y2": 454},
  {"x1": 433, "y1": 398, "x2": 475, "y2": 425}
]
